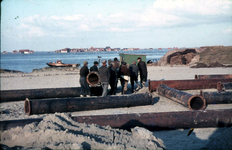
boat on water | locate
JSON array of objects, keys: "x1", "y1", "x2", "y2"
[{"x1": 46, "y1": 60, "x2": 79, "y2": 67}]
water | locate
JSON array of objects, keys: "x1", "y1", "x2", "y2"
[{"x1": 1, "y1": 49, "x2": 169, "y2": 73}]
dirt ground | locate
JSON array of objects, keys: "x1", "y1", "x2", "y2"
[{"x1": 1, "y1": 66, "x2": 232, "y2": 149}]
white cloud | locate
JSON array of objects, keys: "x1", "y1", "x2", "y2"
[
  {"x1": 4, "y1": 0, "x2": 232, "y2": 39},
  {"x1": 223, "y1": 26, "x2": 232, "y2": 34},
  {"x1": 136, "y1": 0, "x2": 232, "y2": 28}
]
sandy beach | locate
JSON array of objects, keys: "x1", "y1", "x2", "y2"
[{"x1": 1, "y1": 66, "x2": 232, "y2": 149}]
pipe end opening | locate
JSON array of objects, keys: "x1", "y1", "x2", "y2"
[
  {"x1": 87, "y1": 72, "x2": 100, "y2": 86},
  {"x1": 189, "y1": 96, "x2": 206, "y2": 110}
]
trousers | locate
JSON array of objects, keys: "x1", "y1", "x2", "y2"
[
  {"x1": 79, "y1": 77, "x2": 90, "y2": 96},
  {"x1": 101, "y1": 82, "x2": 108, "y2": 96}
]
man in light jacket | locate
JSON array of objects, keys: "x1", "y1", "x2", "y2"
[{"x1": 99, "y1": 60, "x2": 110, "y2": 96}]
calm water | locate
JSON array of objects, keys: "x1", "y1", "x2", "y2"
[{"x1": 1, "y1": 49, "x2": 168, "y2": 73}]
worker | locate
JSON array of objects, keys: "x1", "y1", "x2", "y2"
[
  {"x1": 79, "y1": 61, "x2": 90, "y2": 97},
  {"x1": 99, "y1": 60, "x2": 110, "y2": 96}
]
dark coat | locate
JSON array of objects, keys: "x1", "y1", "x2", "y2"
[
  {"x1": 129, "y1": 64, "x2": 138, "y2": 77},
  {"x1": 118, "y1": 65, "x2": 130, "y2": 77},
  {"x1": 138, "y1": 61, "x2": 147, "y2": 75},
  {"x1": 90, "y1": 65, "x2": 98, "y2": 72},
  {"x1": 80, "y1": 66, "x2": 89, "y2": 77},
  {"x1": 113, "y1": 61, "x2": 120, "y2": 69},
  {"x1": 99, "y1": 65, "x2": 110, "y2": 83},
  {"x1": 109, "y1": 66, "x2": 117, "y2": 82}
]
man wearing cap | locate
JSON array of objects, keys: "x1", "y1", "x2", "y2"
[
  {"x1": 129, "y1": 61, "x2": 140, "y2": 93},
  {"x1": 99, "y1": 60, "x2": 110, "y2": 96},
  {"x1": 118, "y1": 61, "x2": 130, "y2": 95},
  {"x1": 90, "y1": 61, "x2": 99, "y2": 72},
  {"x1": 79, "y1": 61, "x2": 90, "y2": 97},
  {"x1": 137, "y1": 57, "x2": 147, "y2": 88}
]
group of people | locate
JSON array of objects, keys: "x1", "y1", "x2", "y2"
[{"x1": 79, "y1": 57, "x2": 147, "y2": 97}]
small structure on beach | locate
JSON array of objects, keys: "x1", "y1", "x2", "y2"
[{"x1": 119, "y1": 53, "x2": 146, "y2": 65}]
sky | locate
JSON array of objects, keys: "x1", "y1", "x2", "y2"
[{"x1": 1, "y1": 0, "x2": 232, "y2": 52}]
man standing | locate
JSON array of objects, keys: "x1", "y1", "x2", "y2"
[
  {"x1": 90, "y1": 61, "x2": 99, "y2": 72},
  {"x1": 137, "y1": 57, "x2": 147, "y2": 88},
  {"x1": 79, "y1": 61, "x2": 90, "y2": 97},
  {"x1": 109, "y1": 62, "x2": 117, "y2": 95},
  {"x1": 99, "y1": 60, "x2": 110, "y2": 96},
  {"x1": 118, "y1": 61, "x2": 130, "y2": 95},
  {"x1": 129, "y1": 61, "x2": 140, "y2": 93}
]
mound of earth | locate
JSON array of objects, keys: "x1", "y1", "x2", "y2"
[
  {"x1": 158, "y1": 46, "x2": 232, "y2": 67},
  {"x1": 157, "y1": 49, "x2": 197, "y2": 66},
  {"x1": 1, "y1": 113, "x2": 165, "y2": 150}
]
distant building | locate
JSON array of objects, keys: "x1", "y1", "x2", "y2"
[
  {"x1": 2, "y1": 51, "x2": 8, "y2": 54},
  {"x1": 12, "y1": 50, "x2": 18, "y2": 54},
  {"x1": 19, "y1": 49, "x2": 34, "y2": 54}
]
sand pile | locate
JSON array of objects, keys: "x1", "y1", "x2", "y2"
[{"x1": 1, "y1": 113, "x2": 165, "y2": 150}]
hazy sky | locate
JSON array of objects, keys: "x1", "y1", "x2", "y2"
[{"x1": 1, "y1": 0, "x2": 232, "y2": 51}]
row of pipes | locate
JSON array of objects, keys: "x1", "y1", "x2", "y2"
[{"x1": 0, "y1": 74, "x2": 232, "y2": 131}]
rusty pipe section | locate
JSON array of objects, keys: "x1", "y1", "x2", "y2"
[
  {"x1": 71, "y1": 109, "x2": 232, "y2": 131},
  {"x1": 201, "y1": 90, "x2": 232, "y2": 104},
  {"x1": 217, "y1": 82, "x2": 232, "y2": 91},
  {"x1": 0, "y1": 87, "x2": 81, "y2": 102},
  {"x1": 0, "y1": 118, "x2": 43, "y2": 131},
  {"x1": 157, "y1": 84, "x2": 206, "y2": 110},
  {"x1": 86, "y1": 71, "x2": 101, "y2": 86},
  {"x1": 148, "y1": 79, "x2": 232, "y2": 92},
  {"x1": 195, "y1": 74, "x2": 232, "y2": 79},
  {"x1": 24, "y1": 93, "x2": 153, "y2": 115}
]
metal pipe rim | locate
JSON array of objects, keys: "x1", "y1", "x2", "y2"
[
  {"x1": 24, "y1": 98, "x2": 31, "y2": 116},
  {"x1": 188, "y1": 95, "x2": 206, "y2": 110},
  {"x1": 86, "y1": 71, "x2": 100, "y2": 86}
]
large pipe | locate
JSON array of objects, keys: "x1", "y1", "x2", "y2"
[
  {"x1": 0, "y1": 87, "x2": 81, "y2": 102},
  {"x1": 86, "y1": 71, "x2": 101, "y2": 86},
  {"x1": 2, "y1": 109, "x2": 231, "y2": 132},
  {"x1": 195, "y1": 74, "x2": 232, "y2": 79},
  {"x1": 71, "y1": 109, "x2": 232, "y2": 131},
  {"x1": 201, "y1": 90, "x2": 232, "y2": 104},
  {"x1": 24, "y1": 93, "x2": 153, "y2": 115},
  {"x1": 157, "y1": 84, "x2": 206, "y2": 110},
  {"x1": 217, "y1": 82, "x2": 232, "y2": 91},
  {"x1": 0, "y1": 118, "x2": 43, "y2": 131},
  {"x1": 148, "y1": 79, "x2": 232, "y2": 92}
]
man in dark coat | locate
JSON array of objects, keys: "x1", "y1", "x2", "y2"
[
  {"x1": 118, "y1": 61, "x2": 130, "y2": 95},
  {"x1": 129, "y1": 61, "x2": 140, "y2": 93},
  {"x1": 137, "y1": 57, "x2": 147, "y2": 88},
  {"x1": 90, "y1": 61, "x2": 99, "y2": 72},
  {"x1": 79, "y1": 61, "x2": 90, "y2": 97},
  {"x1": 99, "y1": 60, "x2": 110, "y2": 96},
  {"x1": 109, "y1": 62, "x2": 117, "y2": 95}
]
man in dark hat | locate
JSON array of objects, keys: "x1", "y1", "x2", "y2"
[
  {"x1": 113, "y1": 57, "x2": 120, "y2": 69},
  {"x1": 99, "y1": 60, "x2": 110, "y2": 96},
  {"x1": 129, "y1": 61, "x2": 140, "y2": 93},
  {"x1": 137, "y1": 57, "x2": 147, "y2": 88},
  {"x1": 79, "y1": 61, "x2": 90, "y2": 97},
  {"x1": 109, "y1": 62, "x2": 117, "y2": 95},
  {"x1": 90, "y1": 61, "x2": 99, "y2": 72},
  {"x1": 118, "y1": 61, "x2": 130, "y2": 95}
]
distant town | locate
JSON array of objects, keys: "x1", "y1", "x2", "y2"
[{"x1": 2, "y1": 46, "x2": 179, "y2": 54}]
